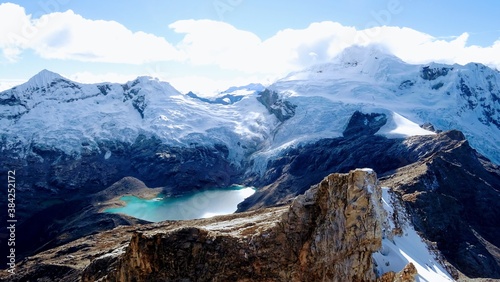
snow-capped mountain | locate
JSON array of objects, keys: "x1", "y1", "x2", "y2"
[
  {"x1": 265, "y1": 45, "x2": 500, "y2": 164},
  {"x1": 1, "y1": 46, "x2": 499, "y2": 165},
  {"x1": 0, "y1": 70, "x2": 275, "y2": 163},
  {"x1": 1, "y1": 46, "x2": 500, "y2": 280}
]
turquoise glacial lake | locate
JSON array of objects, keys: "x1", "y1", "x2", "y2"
[{"x1": 104, "y1": 186, "x2": 255, "y2": 222}]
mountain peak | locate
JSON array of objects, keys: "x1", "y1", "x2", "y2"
[
  {"x1": 333, "y1": 44, "x2": 400, "y2": 65},
  {"x1": 25, "y1": 69, "x2": 67, "y2": 88},
  {"x1": 280, "y1": 45, "x2": 407, "y2": 82}
]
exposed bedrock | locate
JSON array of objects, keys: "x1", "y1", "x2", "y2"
[{"x1": 79, "y1": 169, "x2": 386, "y2": 281}]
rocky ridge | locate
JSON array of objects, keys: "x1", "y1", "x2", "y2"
[
  {"x1": 2, "y1": 169, "x2": 418, "y2": 282},
  {"x1": 239, "y1": 114, "x2": 500, "y2": 280},
  {"x1": 380, "y1": 134, "x2": 500, "y2": 279}
]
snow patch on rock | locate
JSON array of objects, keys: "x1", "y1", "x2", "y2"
[{"x1": 373, "y1": 187, "x2": 453, "y2": 282}]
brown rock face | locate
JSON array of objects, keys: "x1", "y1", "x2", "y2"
[
  {"x1": 3, "y1": 169, "x2": 399, "y2": 281},
  {"x1": 79, "y1": 169, "x2": 384, "y2": 282},
  {"x1": 378, "y1": 263, "x2": 417, "y2": 282}
]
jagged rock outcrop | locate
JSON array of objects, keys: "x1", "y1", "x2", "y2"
[
  {"x1": 3, "y1": 169, "x2": 396, "y2": 282},
  {"x1": 343, "y1": 111, "x2": 388, "y2": 138},
  {"x1": 378, "y1": 263, "x2": 417, "y2": 282},
  {"x1": 381, "y1": 132, "x2": 500, "y2": 279},
  {"x1": 256, "y1": 89, "x2": 297, "y2": 122},
  {"x1": 239, "y1": 127, "x2": 499, "y2": 280},
  {"x1": 87, "y1": 169, "x2": 384, "y2": 282}
]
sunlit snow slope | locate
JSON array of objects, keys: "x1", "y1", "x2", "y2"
[
  {"x1": 0, "y1": 70, "x2": 276, "y2": 164},
  {"x1": 1, "y1": 45, "x2": 499, "y2": 167},
  {"x1": 266, "y1": 45, "x2": 500, "y2": 164},
  {"x1": 373, "y1": 188, "x2": 453, "y2": 282}
]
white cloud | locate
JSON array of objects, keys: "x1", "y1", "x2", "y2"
[
  {"x1": 169, "y1": 20, "x2": 500, "y2": 74},
  {"x1": 170, "y1": 20, "x2": 276, "y2": 74},
  {"x1": 2, "y1": 2, "x2": 500, "y2": 88},
  {"x1": 0, "y1": 3, "x2": 33, "y2": 61},
  {"x1": 260, "y1": 21, "x2": 358, "y2": 71},
  {"x1": 167, "y1": 74, "x2": 269, "y2": 96},
  {"x1": 0, "y1": 79, "x2": 25, "y2": 91},
  {"x1": 68, "y1": 71, "x2": 138, "y2": 84},
  {"x1": 169, "y1": 20, "x2": 359, "y2": 75},
  {"x1": 0, "y1": 3, "x2": 183, "y2": 64},
  {"x1": 351, "y1": 27, "x2": 500, "y2": 69}
]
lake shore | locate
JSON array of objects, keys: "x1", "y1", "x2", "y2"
[{"x1": 103, "y1": 186, "x2": 256, "y2": 222}]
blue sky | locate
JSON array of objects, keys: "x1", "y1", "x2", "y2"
[{"x1": 1, "y1": 0, "x2": 500, "y2": 94}]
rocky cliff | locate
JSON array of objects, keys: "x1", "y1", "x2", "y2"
[
  {"x1": 3, "y1": 169, "x2": 406, "y2": 282},
  {"x1": 238, "y1": 116, "x2": 500, "y2": 279},
  {"x1": 239, "y1": 114, "x2": 469, "y2": 212},
  {"x1": 380, "y1": 132, "x2": 500, "y2": 279},
  {"x1": 101, "y1": 169, "x2": 383, "y2": 282},
  {"x1": 0, "y1": 135, "x2": 239, "y2": 264}
]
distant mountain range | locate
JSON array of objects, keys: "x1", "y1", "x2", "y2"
[{"x1": 1, "y1": 46, "x2": 499, "y2": 281}]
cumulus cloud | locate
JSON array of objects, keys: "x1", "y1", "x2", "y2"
[
  {"x1": 169, "y1": 20, "x2": 361, "y2": 75},
  {"x1": 0, "y1": 79, "x2": 25, "y2": 91},
  {"x1": 354, "y1": 27, "x2": 500, "y2": 67},
  {"x1": 0, "y1": 3, "x2": 183, "y2": 64},
  {"x1": 0, "y1": 3, "x2": 33, "y2": 61},
  {"x1": 169, "y1": 20, "x2": 263, "y2": 71},
  {"x1": 68, "y1": 71, "x2": 138, "y2": 84},
  {"x1": 2, "y1": 2, "x2": 500, "y2": 79},
  {"x1": 169, "y1": 20, "x2": 500, "y2": 74}
]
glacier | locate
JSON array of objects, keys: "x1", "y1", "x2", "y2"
[{"x1": 1, "y1": 47, "x2": 499, "y2": 168}]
